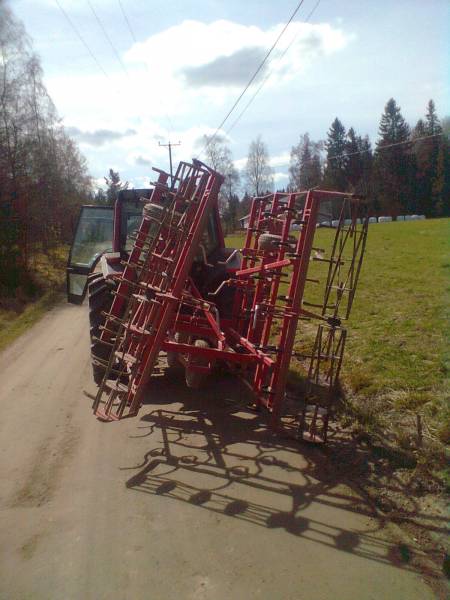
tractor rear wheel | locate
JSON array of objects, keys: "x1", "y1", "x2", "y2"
[
  {"x1": 258, "y1": 233, "x2": 296, "y2": 252},
  {"x1": 88, "y1": 273, "x2": 115, "y2": 385},
  {"x1": 166, "y1": 332, "x2": 187, "y2": 368},
  {"x1": 185, "y1": 339, "x2": 210, "y2": 389}
]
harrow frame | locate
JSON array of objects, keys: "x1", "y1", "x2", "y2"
[{"x1": 92, "y1": 160, "x2": 368, "y2": 442}]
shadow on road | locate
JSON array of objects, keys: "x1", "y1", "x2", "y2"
[{"x1": 122, "y1": 369, "x2": 447, "y2": 578}]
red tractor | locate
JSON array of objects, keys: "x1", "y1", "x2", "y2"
[
  {"x1": 67, "y1": 159, "x2": 368, "y2": 442},
  {"x1": 67, "y1": 168, "x2": 239, "y2": 386}
]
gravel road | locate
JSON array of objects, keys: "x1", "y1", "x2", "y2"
[{"x1": 0, "y1": 302, "x2": 437, "y2": 599}]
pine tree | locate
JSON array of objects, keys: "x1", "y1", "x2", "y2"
[
  {"x1": 344, "y1": 128, "x2": 373, "y2": 193},
  {"x1": 323, "y1": 118, "x2": 347, "y2": 191},
  {"x1": 374, "y1": 98, "x2": 414, "y2": 214},
  {"x1": 412, "y1": 119, "x2": 426, "y2": 138},
  {"x1": 377, "y1": 98, "x2": 410, "y2": 146},
  {"x1": 432, "y1": 135, "x2": 450, "y2": 217},
  {"x1": 425, "y1": 99, "x2": 442, "y2": 135},
  {"x1": 104, "y1": 169, "x2": 128, "y2": 206},
  {"x1": 238, "y1": 192, "x2": 252, "y2": 219},
  {"x1": 414, "y1": 100, "x2": 444, "y2": 215}
]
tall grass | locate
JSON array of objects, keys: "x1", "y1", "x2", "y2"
[{"x1": 227, "y1": 219, "x2": 450, "y2": 445}]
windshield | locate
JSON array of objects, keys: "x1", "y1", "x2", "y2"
[
  {"x1": 120, "y1": 199, "x2": 148, "y2": 252},
  {"x1": 70, "y1": 207, "x2": 114, "y2": 268}
]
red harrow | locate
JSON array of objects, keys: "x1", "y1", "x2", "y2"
[{"x1": 93, "y1": 159, "x2": 368, "y2": 443}]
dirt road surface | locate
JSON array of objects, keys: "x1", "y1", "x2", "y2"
[{"x1": 0, "y1": 302, "x2": 438, "y2": 599}]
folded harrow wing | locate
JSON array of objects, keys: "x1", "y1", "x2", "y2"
[
  {"x1": 92, "y1": 160, "x2": 224, "y2": 420},
  {"x1": 90, "y1": 162, "x2": 368, "y2": 442}
]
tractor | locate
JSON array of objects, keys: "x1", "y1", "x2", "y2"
[
  {"x1": 67, "y1": 169, "x2": 239, "y2": 387},
  {"x1": 67, "y1": 159, "x2": 368, "y2": 442}
]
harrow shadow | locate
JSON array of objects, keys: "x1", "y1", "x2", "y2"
[{"x1": 123, "y1": 368, "x2": 447, "y2": 578}]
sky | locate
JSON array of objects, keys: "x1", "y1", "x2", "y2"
[{"x1": 9, "y1": 0, "x2": 450, "y2": 190}]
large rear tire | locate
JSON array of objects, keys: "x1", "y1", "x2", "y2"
[
  {"x1": 185, "y1": 339, "x2": 210, "y2": 389},
  {"x1": 166, "y1": 332, "x2": 187, "y2": 369},
  {"x1": 88, "y1": 273, "x2": 115, "y2": 385}
]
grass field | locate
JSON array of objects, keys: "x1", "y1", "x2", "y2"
[
  {"x1": 0, "y1": 246, "x2": 68, "y2": 352},
  {"x1": 227, "y1": 218, "x2": 450, "y2": 445}
]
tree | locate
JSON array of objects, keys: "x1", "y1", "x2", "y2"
[
  {"x1": 413, "y1": 100, "x2": 445, "y2": 216},
  {"x1": 203, "y1": 134, "x2": 240, "y2": 228},
  {"x1": 344, "y1": 128, "x2": 373, "y2": 193},
  {"x1": 0, "y1": 2, "x2": 91, "y2": 291},
  {"x1": 288, "y1": 133, "x2": 322, "y2": 190},
  {"x1": 93, "y1": 188, "x2": 107, "y2": 205},
  {"x1": 425, "y1": 99, "x2": 442, "y2": 135},
  {"x1": 412, "y1": 118, "x2": 426, "y2": 139},
  {"x1": 238, "y1": 191, "x2": 252, "y2": 219},
  {"x1": 245, "y1": 135, "x2": 273, "y2": 196},
  {"x1": 430, "y1": 113, "x2": 449, "y2": 216},
  {"x1": 323, "y1": 118, "x2": 347, "y2": 191},
  {"x1": 373, "y1": 98, "x2": 414, "y2": 214},
  {"x1": 377, "y1": 98, "x2": 410, "y2": 145},
  {"x1": 104, "y1": 169, "x2": 128, "y2": 206}
]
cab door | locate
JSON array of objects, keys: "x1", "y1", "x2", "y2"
[{"x1": 67, "y1": 205, "x2": 114, "y2": 304}]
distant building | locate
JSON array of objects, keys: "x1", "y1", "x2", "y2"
[{"x1": 239, "y1": 214, "x2": 250, "y2": 229}]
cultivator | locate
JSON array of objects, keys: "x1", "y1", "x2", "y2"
[
  {"x1": 91, "y1": 158, "x2": 368, "y2": 442},
  {"x1": 92, "y1": 160, "x2": 224, "y2": 420}
]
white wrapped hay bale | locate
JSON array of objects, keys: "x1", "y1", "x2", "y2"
[
  {"x1": 419, "y1": 215, "x2": 426, "y2": 220},
  {"x1": 404, "y1": 215, "x2": 413, "y2": 221},
  {"x1": 368, "y1": 217, "x2": 377, "y2": 224},
  {"x1": 378, "y1": 216, "x2": 392, "y2": 223},
  {"x1": 397, "y1": 215, "x2": 405, "y2": 221},
  {"x1": 331, "y1": 219, "x2": 340, "y2": 227},
  {"x1": 411, "y1": 215, "x2": 420, "y2": 221}
]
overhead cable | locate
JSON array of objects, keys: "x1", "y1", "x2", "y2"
[
  {"x1": 55, "y1": 0, "x2": 110, "y2": 81},
  {"x1": 226, "y1": 0, "x2": 321, "y2": 136},
  {"x1": 271, "y1": 132, "x2": 444, "y2": 171},
  {"x1": 115, "y1": 0, "x2": 174, "y2": 134},
  {"x1": 201, "y1": 0, "x2": 307, "y2": 156},
  {"x1": 117, "y1": 0, "x2": 137, "y2": 43},
  {"x1": 87, "y1": 0, "x2": 130, "y2": 78}
]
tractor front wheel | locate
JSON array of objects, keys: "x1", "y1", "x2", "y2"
[{"x1": 88, "y1": 273, "x2": 115, "y2": 385}]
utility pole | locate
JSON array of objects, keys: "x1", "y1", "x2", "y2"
[{"x1": 158, "y1": 140, "x2": 181, "y2": 187}]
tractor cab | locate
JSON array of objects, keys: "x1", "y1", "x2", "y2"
[{"x1": 66, "y1": 187, "x2": 235, "y2": 304}]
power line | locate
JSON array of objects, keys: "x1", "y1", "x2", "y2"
[
  {"x1": 87, "y1": 0, "x2": 130, "y2": 78},
  {"x1": 273, "y1": 133, "x2": 444, "y2": 171},
  {"x1": 201, "y1": 0, "x2": 307, "y2": 157},
  {"x1": 226, "y1": 0, "x2": 321, "y2": 136},
  {"x1": 115, "y1": 0, "x2": 174, "y2": 135},
  {"x1": 117, "y1": 0, "x2": 137, "y2": 43},
  {"x1": 329, "y1": 132, "x2": 443, "y2": 162},
  {"x1": 54, "y1": 0, "x2": 110, "y2": 81}
]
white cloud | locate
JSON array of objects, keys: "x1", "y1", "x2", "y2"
[
  {"x1": 270, "y1": 152, "x2": 290, "y2": 168},
  {"x1": 273, "y1": 172, "x2": 289, "y2": 183},
  {"x1": 93, "y1": 177, "x2": 106, "y2": 188},
  {"x1": 126, "y1": 19, "x2": 351, "y2": 92},
  {"x1": 44, "y1": 18, "x2": 351, "y2": 179},
  {"x1": 121, "y1": 19, "x2": 352, "y2": 118},
  {"x1": 233, "y1": 157, "x2": 247, "y2": 170}
]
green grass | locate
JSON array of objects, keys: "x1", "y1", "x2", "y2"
[
  {"x1": 227, "y1": 219, "x2": 450, "y2": 444},
  {"x1": 0, "y1": 246, "x2": 68, "y2": 352},
  {"x1": 0, "y1": 290, "x2": 64, "y2": 352}
]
